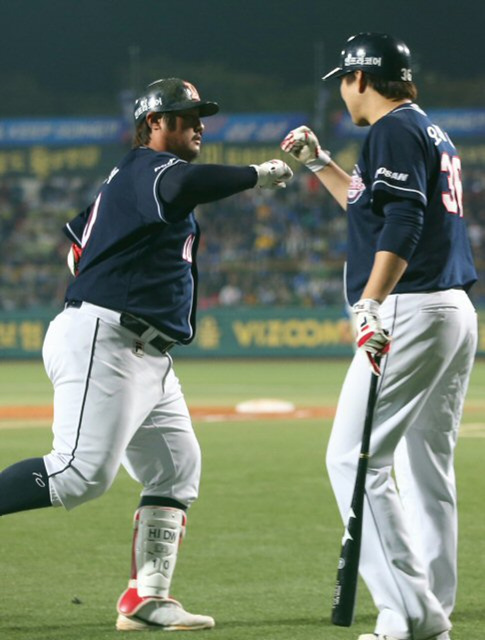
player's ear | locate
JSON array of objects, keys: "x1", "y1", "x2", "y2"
[
  {"x1": 146, "y1": 113, "x2": 162, "y2": 130},
  {"x1": 356, "y1": 70, "x2": 368, "y2": 94}
]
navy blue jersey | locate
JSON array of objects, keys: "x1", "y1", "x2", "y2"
[
  {"x1": 64, "y1": 147, "x2": 256, "y2": 342},
  {"x1": 345, "y1": 103, "x2": 477, "y2": 305}
]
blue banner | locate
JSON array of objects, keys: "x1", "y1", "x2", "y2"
[
  {"x1": 333, "y1": 108, "x2": 485, "y2": 139},
  {"x1": 2, "y1": 109, "x2": 484, "y2": 148},
  {"x1": 0, "y1": 117, "x2": 124, "y2": 147},
  {"x1": 202, "y1": 113, "x2": 309, "y2": 143},
  {"x1": 0, "y1": 113, "x2": 309, "y2": 148}
]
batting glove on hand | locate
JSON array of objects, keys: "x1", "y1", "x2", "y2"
[
  {"x1": 353, "y1": 298, "x2": 391, "y2": 376},
  {"x1": 280, "y1": 125, "x2": 331, "y2": 173},
  {"x1": 251, "y1": 159, "x2": 293, "y2": 189},
  {"x1": 67, "y1": 243, "x2": 83, "y2": 276}
]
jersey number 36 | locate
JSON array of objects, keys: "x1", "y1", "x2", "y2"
[{"x1": 441, "y1": 153, "x2": 463, "y2": 217}]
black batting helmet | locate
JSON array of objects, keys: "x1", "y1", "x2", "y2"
[
  {"x1": 133, "y1": 78, "x2": 219, "y2": 123},
  {"x1": 322, "y1": 33, "x2": 413, "y2": 82}
]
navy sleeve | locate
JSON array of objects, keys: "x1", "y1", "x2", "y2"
[
  {"x1": 376, "y1": 197, "x2": 424, "y2": 261},
  {"x1": 368, "y1": 115, "x2": 428, "y2": 206},
  {"x1": 158, "y1": 163, "x2": 258, "y2": 221},
  {"x1": 63, "y1": 205, "x2": 92, "y2": 246}
]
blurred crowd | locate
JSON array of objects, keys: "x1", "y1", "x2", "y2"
[
  {"x1": 0, "y1": 175, "x2": 97, "y2": 310},
  {"x1": 1, "y1": 167, "x2": 484, "y2": 312}
]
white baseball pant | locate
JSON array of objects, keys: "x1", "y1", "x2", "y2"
[
  {"x1": 41, "y1": 302, "x2": 201, "y2": 510},
  {"x1": 326, "y1": 289, "x2": 477, "y2": 640}
]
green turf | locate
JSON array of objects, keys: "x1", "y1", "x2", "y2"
[
  {"x1": 0, "y1": 359, "x2": 484, "y2": 640},
  {"x1": 0, "y1": 359, "x2": 350, "y2": 408},
  {"x1": 0, "y1": 361, "x2": 53, "y2": 406}
]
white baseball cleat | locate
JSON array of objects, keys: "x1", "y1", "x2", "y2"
[
  {"x1": 358, "y1": 634, "x2": 450, "y2": 640},
  {"x1": 116, "y1": 587, "x2": 215, "y2": 631},
  {"x1": 358, "y1": 635, "x2": 401, "y2": 640}
]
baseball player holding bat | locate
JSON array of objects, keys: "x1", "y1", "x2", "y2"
[
  {"x1": 282, "y1": 33, "x2": 477, "y2": 640},
  {"x1": 0, "y1": 77, "x2": 292, "y2": 631}
]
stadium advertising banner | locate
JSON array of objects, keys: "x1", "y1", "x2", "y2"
[
  {"x1": 333, "y1": 108, "x2": 485, "y2": 139},
  {"x1": 0, "y1": 117, "x2": 127, "y2": 178},
  {"x1": 0, "y1": 113, "x2": 307, "y2": 178},
  {"x1": 2, "y1": 111, "x2": 484, "y2": 178},
  {"x1": 0, "y1": 113, "x2": 307, "y2": 148},
  {"x1": 0, "y1": 310, "x2": 52, "y2": 358},
  {"x1": 181, "y1": 307, "x2": 355, "y2": 357},
  {"x1": 331, "y1": 108, "x2": 485, "y2": 170},
  {"x1": 1, "y1": 308, "x2": 484, "y2": 359},
  {"x1": 0, "y1": 145, "x2": 108, "y2": 179},
  {"x1": 0, "y1": 117, "x2": 124, "y2": 147}
]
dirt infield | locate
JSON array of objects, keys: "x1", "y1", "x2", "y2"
[
  {"x1": 0, "y1": 406, "x2": 54, "y2": 420},
  {"x1": 0, "y1": 404, "x2": 335, "y2": 426},
  {"x1": 1, "y1": 405, "x2": 483, "y2": 437}
]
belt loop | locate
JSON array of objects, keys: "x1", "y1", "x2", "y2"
[{"x1": 65, "y1": 300, "x2": 83, "y2": 309}]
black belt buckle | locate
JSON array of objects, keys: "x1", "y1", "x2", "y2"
[{"x1": 120, "y1": 312, "x2": 174, "y2": 354}]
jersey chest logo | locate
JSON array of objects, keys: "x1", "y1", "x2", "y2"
[{"x1": 347, "y1": 166, "x2": 366, "y2": 205}]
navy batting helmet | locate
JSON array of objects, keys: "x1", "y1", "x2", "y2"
[
  {"x1": 134, "y1": 78, "x2": 219, "y2": 123},
  {"x1": 322, "y1": 33, "x2": 413, "y2": 82}
]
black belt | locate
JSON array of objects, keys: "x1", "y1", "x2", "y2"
[
  {"x1": 119, "y1": 313, "x2": 175, "y2": 354},
  {"x1": 65, "y1": 300, "x2": 175, "y2": 355}
]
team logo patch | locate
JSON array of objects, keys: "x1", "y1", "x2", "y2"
[
  {"x1": 183, "y1": 81, "x2": 200, "y2": 101},
  {"x1": 375, "y1": 166, "x2": 409, "y2": 182},
  {"x1": 133, "y1": 340, "x2": 145, "y2": 357},
  {"x1": 347, "y1": 166, "x2": 366, "y2": 204}
]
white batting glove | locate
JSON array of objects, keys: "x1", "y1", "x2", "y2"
[
  {"x1": 280, "y1": 125, "x2": 331, "y2": 173},
  {"x1": 352, "y1": 298, "x2": 391, "y2": 376},
  {"x1": 251, "y1": 159, "x2": 293, "y2": 189}
]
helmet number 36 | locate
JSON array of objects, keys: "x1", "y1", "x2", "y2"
[
  {"x1": 441, "y1": 153, "x2": 463, "y2": 217},
  {"x1": 400, "y1": 68, "x2": 412, "y2": 81}
]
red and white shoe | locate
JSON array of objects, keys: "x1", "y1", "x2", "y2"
[{"x1": 116, "y1": 585, "x2": 215, "y2": 631}]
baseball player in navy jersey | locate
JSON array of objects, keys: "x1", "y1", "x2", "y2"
[
  {"x1": 0, "y1": 77, "x2": 292, "y2": 631},
  {"x1": 281, "y1": 33, "x2": 477, "y2": 640}
]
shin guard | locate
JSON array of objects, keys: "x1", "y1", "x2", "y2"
[{"x1": 134, "y1": 506, "x2": 186, "y2": 599}]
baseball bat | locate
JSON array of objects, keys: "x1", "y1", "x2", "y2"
[{"x1": 331, "y1": 359, "x2": 380, "y2": 627}]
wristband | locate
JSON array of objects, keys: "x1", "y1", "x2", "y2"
[{"x1": 306, "y1": 149, "x2": 331, "y2": 173}]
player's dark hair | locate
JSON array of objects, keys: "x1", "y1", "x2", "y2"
[
  {"x1": 132, "y1": 113, "x2": 178, "y2": 147},
  {"x1": 343, "y1": 72, "x2": 417, "y2": 102},
  {"x1": 366, "y1": 75, "x2": 418, "y2": 101}
]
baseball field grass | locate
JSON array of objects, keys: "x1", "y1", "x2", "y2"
[{"x1": 0, "y1": 358, "x2": 484, "y2": 640}]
